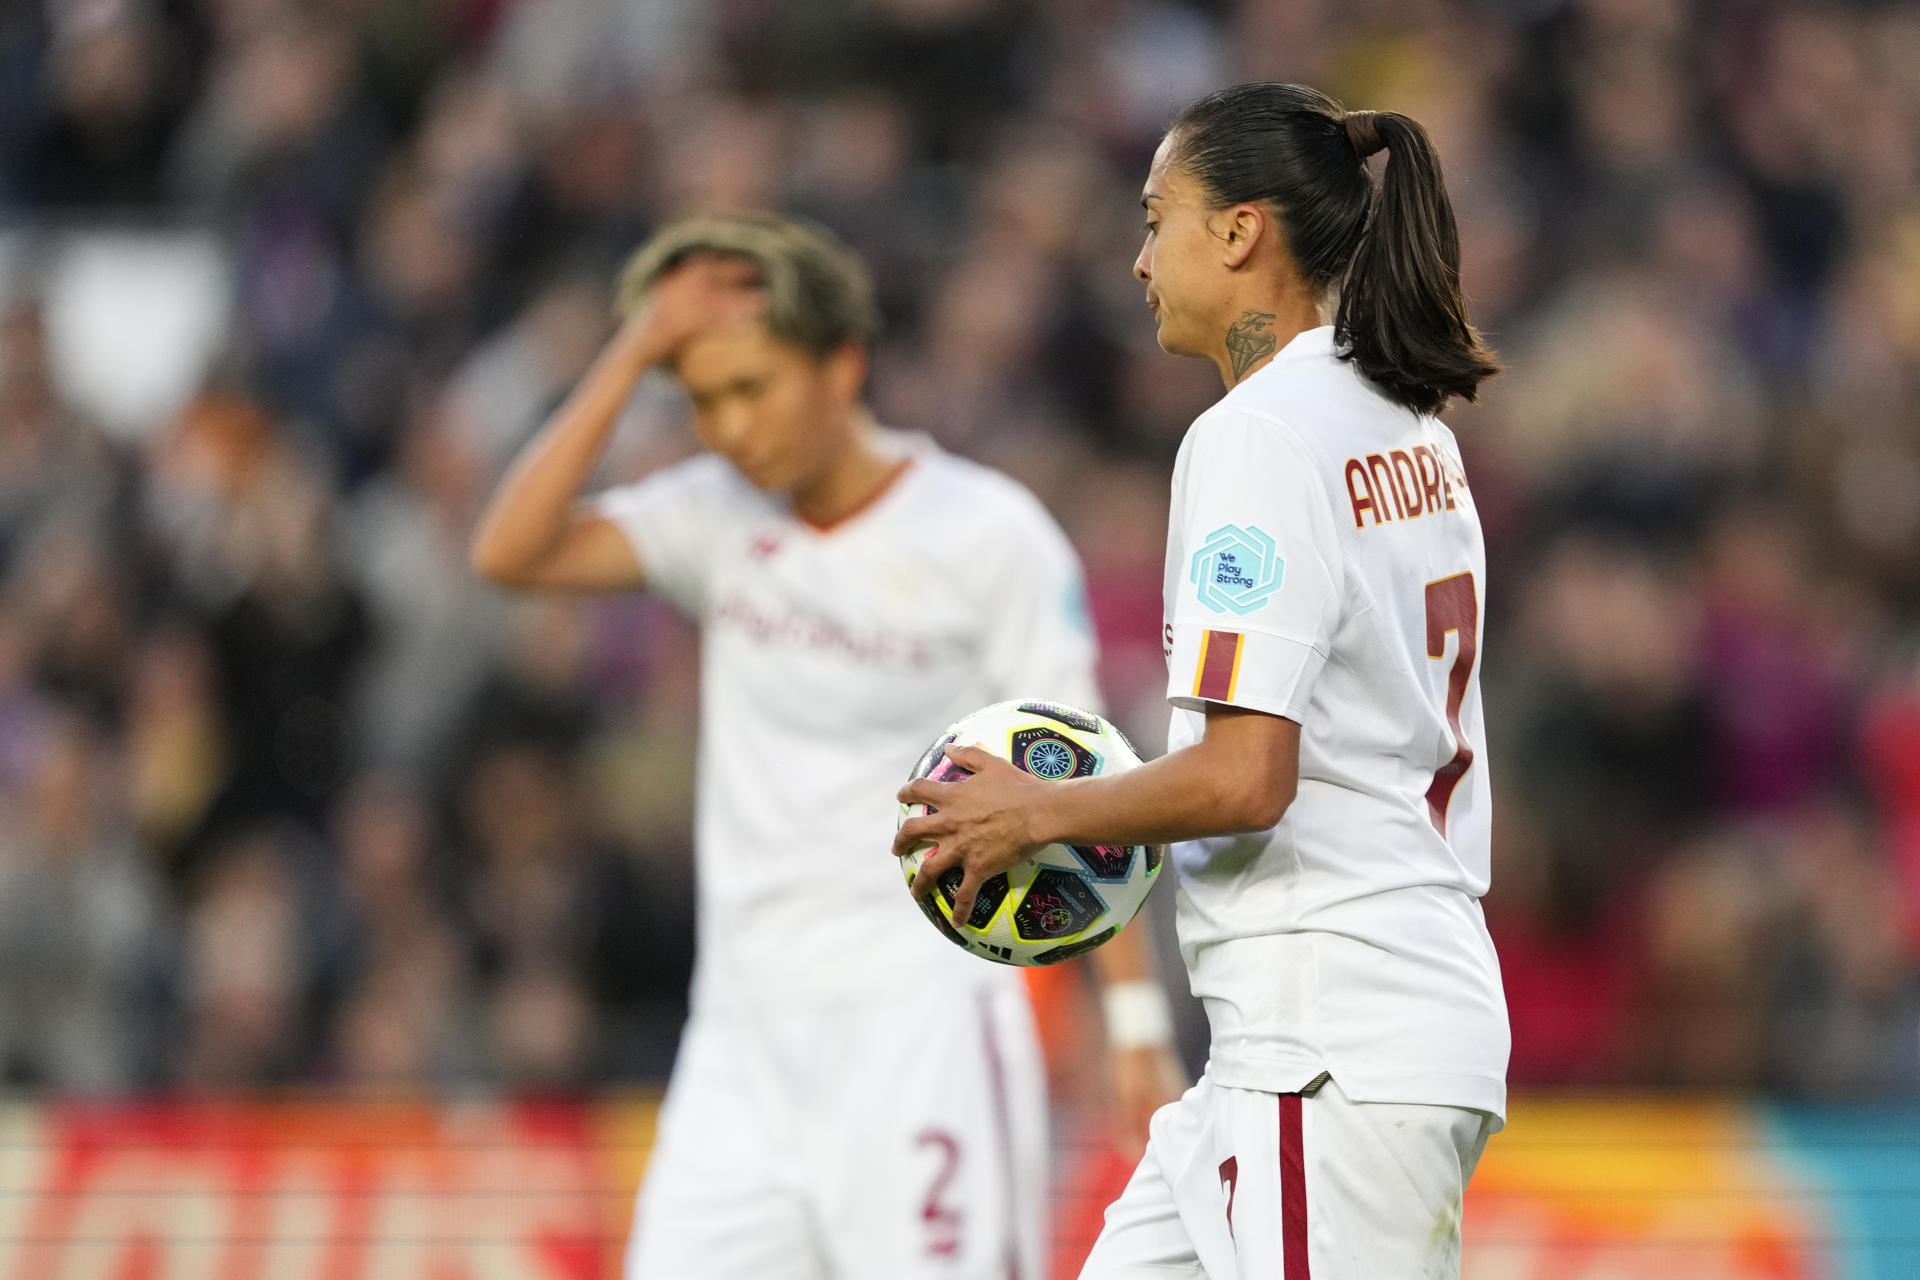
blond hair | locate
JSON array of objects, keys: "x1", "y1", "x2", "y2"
[{"x1": 615, "y1": 212, "x2": 881, "y2": 358}]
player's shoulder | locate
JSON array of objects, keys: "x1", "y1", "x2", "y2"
[
  {"x1": 609, "y1": 453, "x2": 775, "y2": 532},
  {"x1": 1182, "y1": 389, "x2": 1327, "y2": 476},
  {"x1": 668, "y1": 450, "x2": 756, "y2": 496},
  {"x1": 1194, "y1": 326, "x2": 1437, "y2": 469},
  {"x1": 908, "y1": 439, "x2": 1062, "y2": 528},
  {"x1": 601, "y1": 450, "x2": 748, "y2": 504},
  {"x1": 1426, "y1": 416, "x2": 1467, "y2": 462}
]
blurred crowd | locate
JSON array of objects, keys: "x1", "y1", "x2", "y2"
[{"x1": 0, "y1": 0, "x2": 1916, "y2": 1096}]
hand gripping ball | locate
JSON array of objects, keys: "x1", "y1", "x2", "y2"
[{"x1": 900, "y1": 700, "x2": 1163, "y2": 966}]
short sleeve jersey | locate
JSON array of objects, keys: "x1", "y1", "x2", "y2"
[
  {"x1": 593, "y1": 433, "x2": 1101, "y2": 1010},
  {"x1": 1162, "y1": 327, "x2": 1509, "y2": 1121}
]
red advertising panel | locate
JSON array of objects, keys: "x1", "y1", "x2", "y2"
[
  {"x1": 0, "y1": 1100, "x2": 649, "y2": 1280},
  {"x1": 2, "y1": 1097, "x2": 1903, "y2": 1279}
]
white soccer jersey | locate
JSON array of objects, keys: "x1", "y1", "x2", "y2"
[
  {"x1": 1160, "y1": 326, "x2": 1509, "y2": 1120},
  {"x1": 594, "y1": 432, "x2": 1101, "y2": 1010}
]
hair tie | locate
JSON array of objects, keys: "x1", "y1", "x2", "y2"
[{"x1": 1345, "y1": 110, "x2": 1385, "y2": 159}]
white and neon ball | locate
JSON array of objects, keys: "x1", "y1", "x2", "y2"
[{"x1": 899, "y1": 700, "x2": 1163, "y2": 966}]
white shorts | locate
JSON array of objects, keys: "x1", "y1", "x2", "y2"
[
  {"x1": 1080, "y1": 1073, "x2": 1494, "y2": 1280},
  {"x1": 626, "y1": 978, "x2": 1047, "y2": 1280}
]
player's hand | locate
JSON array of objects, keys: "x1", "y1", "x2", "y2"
[
  {"x1": 1109, "y1": 1044, "x2": 1186, "y2": 1159},
  {"x1": 614, "y1": 255, "x2": 766, "y2": 364},
  {"x1": 894, "y1": 744, "x2": 1051, "y2": 926}
]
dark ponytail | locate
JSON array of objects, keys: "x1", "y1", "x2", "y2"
[{"x1": 1169, "y1": 83, "x2": 1499, "y2": 415}]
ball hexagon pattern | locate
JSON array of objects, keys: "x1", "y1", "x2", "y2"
[{"x1": 898, "y1": 699, "x2": 1164, "y2": 966}]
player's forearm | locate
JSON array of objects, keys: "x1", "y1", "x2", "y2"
[
  {"x1": 1094, "y1": 924, "x2": 1180, "y2": 1062},
  {"x1": 469, "y1": 325, "x2": 664, "y2": 583},
  {"x1": 1033, "y1": 740, "x2": 1292, "y2": 849},
  {"x1": 1093, "y1": 909, "x2": 1157, "y2": 984}
]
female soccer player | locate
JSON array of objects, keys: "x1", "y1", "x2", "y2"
[
  {"x1": 895, "y1": 83, "x2": 1509, "y2": 1279},
  {"x1": 471, "y1": 213, "x2": 1184, "y2": 1280}
]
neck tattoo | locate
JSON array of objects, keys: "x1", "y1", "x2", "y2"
[{"x1": 1224, "y1": 310, "x2": 1277, "y2": 384}]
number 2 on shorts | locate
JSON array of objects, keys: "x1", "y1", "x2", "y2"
[
  {"x1": 917, "y1": 1130, "x2": 963, "y2": 1257},
  {"x1": 1423, "y1": 572, "x2": 1478, "y2": 836}
]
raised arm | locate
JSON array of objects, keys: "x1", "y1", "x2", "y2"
[{"x1": 469, "y1": 258, "x2": 763, "y2": 593}]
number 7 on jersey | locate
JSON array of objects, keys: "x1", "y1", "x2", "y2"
[{"x1": 1423, "y1": 572, "x2": 1478, "y2": 837}]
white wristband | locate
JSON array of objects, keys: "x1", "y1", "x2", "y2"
[{"x1": 1102, "y1": 979, "x2": 1175, "y2": 1051}]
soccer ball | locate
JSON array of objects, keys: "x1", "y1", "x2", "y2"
[{"x1": 899, "y1": 700, "x2": 1163, "y2": 966}]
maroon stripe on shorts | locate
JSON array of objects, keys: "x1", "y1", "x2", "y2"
[
  {"x1": 1195, "y1": 629, "x2": 1242, "y2": 701},
  {"x1": 1280, "y1": 1093, "x2": 1309, "y2": 1279},
  {"x1": 980, "y1": 991, "x2": 1022, "y2": 1280}
]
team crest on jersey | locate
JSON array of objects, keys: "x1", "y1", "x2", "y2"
[{"x1": 1189, "y1": 524, "x2": 1284, "y2": 615}]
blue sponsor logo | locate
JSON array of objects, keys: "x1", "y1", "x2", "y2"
[
  {"x1": 1061, "y1": 577, "x2": 1092, "y2": 635},
  {"x1": 1188, "y1": 524, "x2": 1283, "y2": 615}
]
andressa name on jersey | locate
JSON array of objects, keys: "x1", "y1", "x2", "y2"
[{"x1": 1343, "y1": 444, "x2": 1470, "y2": 530}]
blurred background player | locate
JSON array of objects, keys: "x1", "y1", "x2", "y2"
[
  {"x1": 897, "y1": 83, "x2": 1508, "y2": 1279},
  {"x1": 470, "y1": 213, "x2": 1185, "y2": 1280}
]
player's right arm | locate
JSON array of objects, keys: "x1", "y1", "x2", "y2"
[{"x1": 469, "y1": 257, "x2": 762, "y2": 593}]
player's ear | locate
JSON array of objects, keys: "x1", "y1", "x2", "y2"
[
  {"x1": 823, "y1": 343, "x2": 868, "y2": 402},
  {"x1": 1220, "y1": 204, "x2": 1264, "y2": 269}
]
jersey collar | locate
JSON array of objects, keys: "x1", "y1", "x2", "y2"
[
  {"x1": 1276, "y1": 324, "x2": 1337, "y2": 363},
  {"x1": 1223, "y1": 324, "x2": 1336, "y2": 402},
  {"x1": 796, "y1": 453, "x2": 918, "y2": 536}
]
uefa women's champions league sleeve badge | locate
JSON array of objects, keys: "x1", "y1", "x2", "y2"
[{"x1": 1189, "y1": 524, "x2": 1284, "y2": 615}]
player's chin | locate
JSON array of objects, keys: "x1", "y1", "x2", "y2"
[
  {"x1": 1153, "y1": 316, "x2": 1196, "y2": 357},
  {"x1": 730, "y1": 455, "x2": 789, "y2": 492}
]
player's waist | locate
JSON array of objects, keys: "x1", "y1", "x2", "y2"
[
  {"x1": 691, "y1": 823, "x2": 908, "y2": 893},
  {"x1": 689, "y1": 885, "x2": 1002, "y2": 985},
  {"x1": 689, "y1": 929, "x2": 1013, "y2": 1014},
  {"x1": 1177, "y1": 885, "x2": 1503, "y2": 977},
  {"x1": 1183, "y1": 926, "x2": 1506, "y2": 1045},
  {"x1": 1188, "y1": 927, "x2": 1509, "y2": 1118},
  {"x1": 1173, "y1": 843, "x2": 1493, "y2": 935}
]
